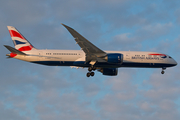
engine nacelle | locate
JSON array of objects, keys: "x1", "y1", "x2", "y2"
[
  {"x1": 100, "y1": 68, "x2": 118, "y2": 76},
  {"x1": 105, "y1": 53, "x2": 123, "y2": 64}
]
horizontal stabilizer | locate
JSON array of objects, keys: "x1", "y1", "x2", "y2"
[{"x1": 4, "y1": 45, "x2": 26, "y2": 55}]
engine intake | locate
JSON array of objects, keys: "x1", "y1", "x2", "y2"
[{"x1": 104, "y1": 53, "x2": 123, "y2": 64}]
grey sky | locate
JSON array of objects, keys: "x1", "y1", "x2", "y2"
[{"x1": 0, "y1": 0, "x2": 180, "y2": 120}]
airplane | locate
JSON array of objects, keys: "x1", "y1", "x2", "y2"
[{"x1": 4, "y1": 24, "x2": 177, "y2": 77}]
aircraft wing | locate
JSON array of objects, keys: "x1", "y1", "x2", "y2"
[{"x1": 61, "y1": 24, "x2": 107, "y2": 62}]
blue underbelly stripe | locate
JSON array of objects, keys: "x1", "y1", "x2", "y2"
[{"x1": 31, "y1": 61, "x2": 176, "y2": 68}]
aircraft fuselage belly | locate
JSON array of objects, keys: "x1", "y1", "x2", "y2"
[{"x1": 13, "y1": 50, "x2": 177, "y2": 68}]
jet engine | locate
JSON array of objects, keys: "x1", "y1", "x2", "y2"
[
  {"x1": 104, "y1": 53, "x2": 123, "y2": 64},
  {"x1": 99, "y1": 68, "x2": 118, "y2": 76}
]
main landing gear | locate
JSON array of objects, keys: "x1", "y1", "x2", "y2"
[
  {"x1": 161, "y1": 67, "x2": 166, "y2": 74},
  {"x1": 86, "y1": 66, "x2": 96, "y2": 77}
]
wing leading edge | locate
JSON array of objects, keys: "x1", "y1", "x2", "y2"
[{"x1": 61, "y1": 24, "x2": 107, "y2": 63}]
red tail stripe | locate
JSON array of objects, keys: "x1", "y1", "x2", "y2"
[
  {"x1": 9, "y1": 30, "x2": 26, "y2": 40},
  {"x1": 149, "y1": 54, "x2": 166, "y2": 56},
  {"x1": 18, "y1": 45, "x2": 33, "y2": 51}
]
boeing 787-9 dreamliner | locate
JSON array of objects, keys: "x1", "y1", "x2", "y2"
[{"x1": 4, "y1": 24, "x2": 177, "y2": 77}]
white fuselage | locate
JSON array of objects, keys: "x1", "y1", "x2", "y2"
[{"x1": 12, "y1": 49, "x2": 177, "y2": 68}]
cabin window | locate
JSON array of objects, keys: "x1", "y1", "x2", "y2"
[{"x1": 49, "y1": 53, "x2": 78, "y2": 55}]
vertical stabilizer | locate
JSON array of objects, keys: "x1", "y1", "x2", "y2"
[{"x1": 7, "y1": 26, "x2": 36, "y2": 51}]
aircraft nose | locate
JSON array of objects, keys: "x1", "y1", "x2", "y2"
[
  {"x1": 172, "y1": 59, "x2": 177, "y2": 66},
  {"x1": 174, "y1": 60, "x2": 178, "y2": 66}
]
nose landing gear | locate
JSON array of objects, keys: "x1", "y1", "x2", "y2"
[
  {"x1": 87, "y1": 66, "x2": 96, "y2": 77},
  {"x1": 161, "y1": 67, "x2": 166, "y2": 74}
]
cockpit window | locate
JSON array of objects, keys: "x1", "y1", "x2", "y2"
[{"x1": 169, "y1": 56, "x2": 172, "y2": 58}]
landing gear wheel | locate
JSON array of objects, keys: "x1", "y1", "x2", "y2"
[
  {"x1": 161, "y1": 71, "x2": 165, "y2": 74},
  {"x1": 87, "y1": 72, "x2": 91, "y2": 77},
  {"x1": 90, "y1": 72, "x2": 95, "y2": 76},
  {"x1": 88, "y1": 66, "x2": 96, "y2": 71},
  {"x1": 87, "y1": 67, "x2": 96, "y2": 77},
  {"x1": 88, "y1": 67, "x2": 92, "y2": 72},
  {"x1": 92, "y1": 66, "x2": 96, "y2": 71}
]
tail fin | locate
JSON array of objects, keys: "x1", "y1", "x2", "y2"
[{"x1": 7, "y1": 26, "x2": 36, "y2": 51}]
